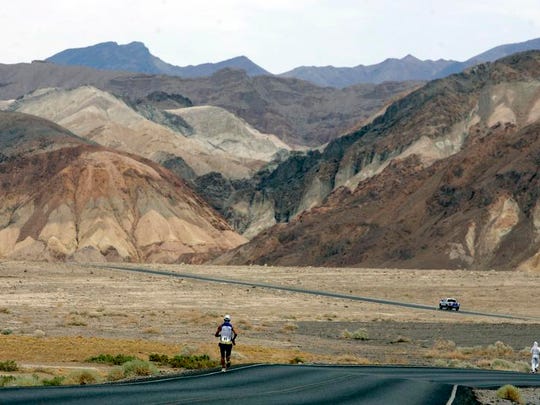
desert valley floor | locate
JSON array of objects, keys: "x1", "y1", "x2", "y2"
[{"x1": 0, "y1": 261, "x2": 539, "y2": 402}]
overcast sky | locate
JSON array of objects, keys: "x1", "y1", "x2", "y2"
[{"x1": 2, "y1": 0, "x2": 539, "y2": 73}]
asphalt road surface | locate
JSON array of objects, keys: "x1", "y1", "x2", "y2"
[{"x1": 1, "y1": 364, "x2": 540, "y2": 404}]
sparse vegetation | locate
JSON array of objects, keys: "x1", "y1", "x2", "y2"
[
  {"x1": 0, "y1": 261, "x2": 538, "y2": 400},
  {"x1": 149, "y1": 353, "x2": 217, "y2": 369},
  {"x1": 122, "y1": 359, "x2": 158, "y2": 377},
  {"x1": 65, "y1": 316, "x2": 87, "y2": 326},
  {"x1": 426, "y1": 339, "x2": 529, "y2": 372},
  {"x1": 496, "y1": 384, "x2": 523, "y2": 404},
  {"x1": 289, "y1": 356, "x2": 305, "y2": 364},
  {"x1": 1, "y1": 329, "x2": 13, "y2": 335},
  {"x1": 390, "y1": 336, "x2": 411, "y2": 344},
  {"x1": 0, "y1": 375, "x2": 16, "y2": 387},
  {"x1": 0, "y1": 360, "x2": 18, "y2": 371},
  {"x1": 65, "y1": 369, "x2": 100, "y2": 385},
  {"x1": 142, "y1": 327, "x2": 161, "y2": 334},
  {"x1": 342, "y1": 328, "x2": 368, "y2": 340},
  {"x1": 5, "y1": 375, "x2": 40, "y2": 387},
  {"x1": 42, "y1": 376, "x2": 65, "y2": 386},
  {"x1": 107, "y1": 366, "x2": 126, "y2": 381},
  {"x1": 86, "y1": 353, "x2": 138, "y2": 365},
  {"x1": 281, "y1": 323, "x2": 298, "y2": 332}
]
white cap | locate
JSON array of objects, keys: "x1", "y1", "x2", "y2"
[{"x1": 224, "y1": 314, "x2": 231, "y2": 321}]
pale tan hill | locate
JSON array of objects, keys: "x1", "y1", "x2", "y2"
[
  {"x1": 0, "y1": 111, "x2": 246, "y2": 263},
  {"x1": 5, "y1": 86, "x2": 285, "y2": 179},
  {"x1": 167, "y1": 105, "x2": 291, "y2": 161}
]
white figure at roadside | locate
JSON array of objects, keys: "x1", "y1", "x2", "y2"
[{"x1": 531, "y1": 341, "x2": 539, "y2": 373}]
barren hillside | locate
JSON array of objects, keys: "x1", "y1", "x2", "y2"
[
  {"x1": 5, "y1": 86, "x2": 287, "y2": 180},
  {"x1": 215, "y1": 51, "x2": 540, "y2": 270},
  {"x1": 0, "y1": 111, "x2": 246, "y2": 263}
]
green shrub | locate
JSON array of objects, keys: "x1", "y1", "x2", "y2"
[
  {"x1": 7, "y1": 375, "x2": 40, "y2": 387},
  {"x1": 42, "y1": 376, "x2": 65, "y2": 386},
  {"x1": 1, "y1": 329, "x2": 13, "y2": 335},
  {"x1": 148, "y1": 353, "x2": 170, "y2": 365},
  {"x1": 149, "y1": 353, "x2": 217, "y2": 369},
  {"x1": 0, "y1": 360, "x2": 18, "y2": 372},
  {"x1": 0, "y1": 375, "x2": 16, "y2": 387},
  {"x1": 496, "y1": 384, "x2": 523, "y2": 404},
  {"x1": 86, "y1": 353, "x2": 137, "y2": 365},
  {"x1": 167, "y1": 354, "x2": 217, "y2": 369},
  {"x1": 122, "y1": 360, "x2": 158, "y2": 377}
]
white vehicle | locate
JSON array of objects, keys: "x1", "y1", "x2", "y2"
[{"x1": 439, "y1": 297, "x2": 460, "y2": 311}]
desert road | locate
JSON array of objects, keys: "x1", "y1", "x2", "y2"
[
  {"x1": 93, "y1": 264, "x2": 539, "y2": 321},
  {"x1": 1, "y1": 364, "x2": 540, "y2": 404}
]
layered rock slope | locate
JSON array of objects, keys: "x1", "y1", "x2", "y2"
[
  {"x1": 4, "y1": 86, "x2": 288, "y2": 180},
  {"x1": 0, "y1": 111, "x2": 246, "y2": 263},
  {"x1": 215, "y1": 51, "x2": 540, "y2": 270}
]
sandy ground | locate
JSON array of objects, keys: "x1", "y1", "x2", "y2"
[{"x1": 0, "y1": 261, "x2": 539, "y2": 403}]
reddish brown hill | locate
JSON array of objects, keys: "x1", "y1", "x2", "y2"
[
  {"x1": 0, "y1": 111, "x2": 246, "y2": 262},
  {"x1": 216, "y1": 122, "x2": 540, "y2": 270},
  {"x1": 215, "y1": 52, "x2": 540, "y2": 270}
]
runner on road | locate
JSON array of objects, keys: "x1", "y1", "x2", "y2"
[
  {"x1": 215, "y1": 314, "x2": 237, "y2": 372},
  {"x1": 531, "y1": 341, "x2": 539, "y2": 373}
]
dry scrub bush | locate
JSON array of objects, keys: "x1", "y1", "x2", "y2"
[
  {"x1": 391, "y1": 336, "x2": 411, "y2": 344},
  {"x1": 65, "y1": 370, "x2": 100, "y2": 385},
  {"x1": 491, "y1": 358, "x2": 516, "y2": 371},
  {"x1": 486, "y1": 341, "x2": 514, "y2": 357},
  {"x1": 5, "y1": 375, "x2": 40, "y2": 387},
  {"x1": 433, "y1": 359, "x2": 476, "y2": 369},
  {"x1": 496, "y1": 384, "x2": 523, "y2": 404},
  {"x1": 0, "y1": 376, "x2": 16, "y2": 387},
  {"x1": 143, "y1": 327, "x2": 161, "y2": 334},
  {"x1": 65, "y1": 316, "x2": 87, "y2": 327},
  {"x1": 335, "y1": 355, "x2": 373, "y2": 365},
  {"x1": 281, "y1": 323, "x2": 298, "y2": 333},
  {"x1": 0, "y1": 360, "x2": 18, "y2": 371},
  {"x1": 107, "y1": 366, "x2": 126, "y2": 382},
  {"x1": 342, "y1": 329, "x2": 368, "y2": 341},
  {"x1": 289, "y1": 356, "x2": 305, "y2": 364},
  {"x1": 122, "y1": 360, "x2": 158, "y2": 377},
  {"x1": 425, "y1": 339, "x2": 466, "y2": 360}
]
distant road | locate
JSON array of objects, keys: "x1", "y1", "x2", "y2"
[
  {"x1": 1, "y1": 364, "x2": 540, "y2": 404},
  {"x1": 92, "y1": 264, "x2": 538, "y2": 321}
]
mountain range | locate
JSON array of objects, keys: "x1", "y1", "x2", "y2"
[
  {"x1": 46, "y1": 41, "x2": 270, "y2": 77},
  {"x1": 44, "y1": 38, "x2": 540, "y2": 87},
  {"x1": 0, "y1": 62, "x2": 418, "y2": 148},
  {"x1": 216, "y1": 51, "x2": 540, "y2": 270},
  {"x1": 1, "y1": 42, "x2": 540, "y2": 271}
]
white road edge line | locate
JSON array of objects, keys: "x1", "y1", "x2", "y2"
[{"x1": 446, "y1": 384, "x2": 458, "y2": 405}]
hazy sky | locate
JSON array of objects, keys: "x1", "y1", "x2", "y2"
[{"x1": 2, "y1": 0, "x2": 539, "y2": 73}]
